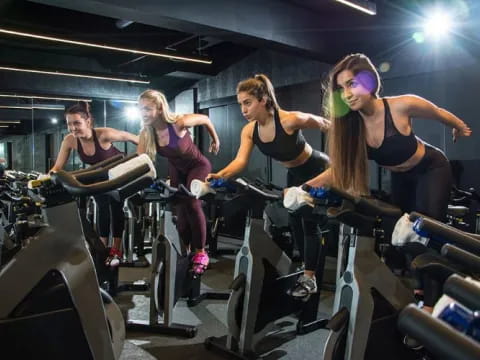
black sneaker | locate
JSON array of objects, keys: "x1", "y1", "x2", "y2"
[
  {"x1": 403, "y1": 334, "x2": 424, "y2": 351},
  {"x1": 287, "y1": 275, "x2": 317, "y2": 300}
]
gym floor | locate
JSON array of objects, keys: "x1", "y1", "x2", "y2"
[{"x1": 116, "y1": 237, "x2": 336, "y2": 360}]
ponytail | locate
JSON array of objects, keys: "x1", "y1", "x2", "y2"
[{"x1": 237, "y1": 74, "x2": 279, "y2": 111}]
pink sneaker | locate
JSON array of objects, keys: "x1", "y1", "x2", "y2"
[
  {"x1": 105, "y1": 247, "x2": 122, "y2": 267},
  {"x1": 191, "y1": 252, "x2": 209, "y2": 277}
]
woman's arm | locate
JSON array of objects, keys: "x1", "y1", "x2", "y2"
[
  {"x1": 206, "y1": 122, "x2": 255, "y2": 180},
  {"x1": 49, "y1": 134, "x2": 74, "y2": 173},
  {"x1": 283, "y1": 110, "x2": 331, "y2": 133},
  {"x1": 178, "y1": 114, "x2": 220, "y2": 154},
  {"x1": 397, "y1": 95, "x2": 472, "y2": 141},
  {"x1": 99, "y1": 127, "x2": 139, "y2": 145},
  {"x1": 304, "y1": 168, "x2": 333, "y2": 188}
]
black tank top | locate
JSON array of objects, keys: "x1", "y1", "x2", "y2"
[
  {"x1": 367, "y1": 99, "x2": 418, "y2": 166},
  {"x1": 77, "y1": 129, "x2": 122, "y2": 165},
  {"x1": 252, "y1": 109, "x2": 306, "y2": 162}
]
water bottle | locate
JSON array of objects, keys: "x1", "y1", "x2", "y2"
[
  {"x1": 209, "y1": 178, "x2": 228, "y2": 188},
  {"x1": 438, "y1": 302, "x2": 480, "y2": 341},
  {"x1": 467, "y1": 313, "x2": 480, "y2": 341},
  {"x1": 412, "y1": 218, "x2": 430, "y2": 238},
  {"x1": 438, "y1": 302, "x2": 473, "y2": 333}
]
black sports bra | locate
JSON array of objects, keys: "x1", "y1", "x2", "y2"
[
  {"x1": 367, "y1": 99, "x2": 418, "y2": 166},
  {"x1": 252, "y1": 109, "x2": 306, "y2": 162}
]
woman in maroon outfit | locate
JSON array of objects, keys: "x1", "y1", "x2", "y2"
[
  {"x1": 50, "y1": 101, "x2": 139, "y2": 266},
  {"x1": 137, "y1": 89, "x2": 220, "y2": 276}
]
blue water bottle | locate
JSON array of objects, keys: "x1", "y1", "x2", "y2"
[{"x1": 438, "y1": 302, "x2": 474, "y2": 334}]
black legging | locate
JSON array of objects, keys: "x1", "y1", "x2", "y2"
[
  {"x1": 391, "y1": 145, "x2": 452, "y2": 222},
  {"x1": 390, "y1": 145, "x2": 453, "y2": 306},
  {"x1": 94, "y1": 194, "x2": 125, "y2": 239},
  {"x1": 287, "y1": 150, "x2": 329, "y2": 271}
]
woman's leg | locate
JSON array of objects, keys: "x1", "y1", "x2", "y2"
[
  {"x1": 93, "y1": 194, "x2": 111, "y2": 247},
  {"x1": 185, "y1": 159, "x2": 211, "y2": 276},
  {"x1": 109, "y1": 197, "x2": 125, "y2": 254},
  {"x1": 415, "y1": 158, "x2": 452, "y2": 222},
  {"x1": 413, "y1": 153, "x2": 453, "y2": 308},
  {"x1": 168, "y1": 163, "x2": 193, "y2": 249},
  {"x1": 184, "y1": 159, "x2": 211, "y2": 252},
  {"x1": 287, "y1": 151, "x2": 327, "y2": 298}
]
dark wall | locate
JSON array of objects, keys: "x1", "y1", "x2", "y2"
[
  {"x1": 196, "y1": 49, "x2": 330, "y2": 184},
  {"x1": 379, "y1": 61, "x2": 480, "y2": 192},
  {"x1": 196, "y1": 81, "x2": 328, "y2": 185},
  {"x1": 199, "y1": 102, "x2": 269, "y2": 180}
]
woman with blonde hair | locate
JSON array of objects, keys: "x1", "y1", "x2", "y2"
[
  {"x1": 207, "y1": 74, "x2": 330, "y2": 299},
  {"x1": 137, "y1": 89, "x2": 220, "y2": 276}
]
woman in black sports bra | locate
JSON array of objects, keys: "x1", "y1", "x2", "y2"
[
  {"x1": 307, "y1": 53, "x2": 471, "y2": 210},
  {"x1": 306, "y1": 53, "x2": 471, "y2": 320},
  {"x1": 207, "y1": 74, "x2": 330, "y2": 299}
]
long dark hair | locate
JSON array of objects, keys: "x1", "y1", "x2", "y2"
[
  {"x1": 65, "y1": 101, "x2": 94, "y2": 127},
  {"x1": 324, "y1": 53, "x2": 381, "y2": 195}
]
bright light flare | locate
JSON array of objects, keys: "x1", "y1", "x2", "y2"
[
  {"x1": 423, "y1": 11, "x2": 453, "y2": 39},
  {"x1": 125, "y1": 106, "x2": 140, "y2": 121}
]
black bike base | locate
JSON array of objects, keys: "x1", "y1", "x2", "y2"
[
  {"x1": 126, "y1": 320, "x2": 197, "y2": 338},
  {"x1": 205, "y1": 336, "x2": 257, "y2": 360},
  {"x1": 296, "y1": 318, "x2": 329, "y2": 335},
  {"x1": 119, "y1": 258, "x2": 150, "y2": 268},
  {"x1": 117, "y1": 281, "x2": 150, "y2": 293},
  {"x1": 187, "y1": 291, "x2": 231, "y2": 307}
]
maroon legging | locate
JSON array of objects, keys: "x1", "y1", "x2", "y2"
[{"x1": 168, "y1": 159, "x2": 211, "y2": 250}]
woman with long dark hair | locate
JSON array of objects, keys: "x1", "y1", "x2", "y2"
[
  {"x1": 51, "y1": 101, "x2": 139, "y2": 266},
  {"x1": 305, "y1": 53, "x2": 471, "y2": 318}
]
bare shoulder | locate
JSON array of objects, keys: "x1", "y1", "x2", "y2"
[
  {"x1": 95, "y1": 127, "x2": 111, "y2": 137},
  {"x1": 63, "y1": 133, "x2": 76, "y2": 146},
  {"x1": 278, "y1": 109, "x2": 305, "y2": 128},
  {"x1": 174, "y1": 115, "x2": 186, "y2": 128},
  {"x1": 241, "y1": 121, "x2": 255, "y2": 139},
  {"x1": 278, "y1": 108, "x2": 296, "y2": 121},
  {"x1": 386, "y1": 95, "x2": 422, "y2": 113}
]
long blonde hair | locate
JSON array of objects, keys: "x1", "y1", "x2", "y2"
[
  {"x1": 324, "y1": 53, "x2": 381, "y2": 195},
  {"x1": 138, "y1": 89, "x2": 178, "y2": 159},
  {"x1": 236, "y1": 74, "x2": 279, "y2": 112}
]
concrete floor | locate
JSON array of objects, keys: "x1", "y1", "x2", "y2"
[{"x1": 116, "y1": 238, "x2": 336, "y2": 360}]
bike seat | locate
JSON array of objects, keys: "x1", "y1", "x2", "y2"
[{"x1": 447, "y1": 205, "x2": 469, "y2": 218}]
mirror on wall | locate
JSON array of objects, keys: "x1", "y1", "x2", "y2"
[
  {"x1": 0, "y1": 96, "x2": 148, "y2": 174},
  {"x1": 0, "y1": 88, "x2": 205, "y2": 174}
]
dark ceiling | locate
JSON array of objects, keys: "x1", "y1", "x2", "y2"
[{"x1": 0, "y1": 0, "x2": 478, "y2": 136}]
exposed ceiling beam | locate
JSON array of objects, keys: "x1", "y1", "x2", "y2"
[{"x1": 28, "y1": 0, "x2": 332, "y2": 59}]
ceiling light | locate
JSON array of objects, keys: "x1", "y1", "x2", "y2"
[
  {"x1": 112, "y1": 99, "x2": 137, "y2": 104},
  {"x1": 0, "y1": 94, "x2": 92, "y2": 102},
  {"x1": 0, "y1": 66, "x2": 149, "y2": 84},
  {"x1": 51, "y1": 117, "x2": 58, "y2": 124},
  {"x1": 0, "y1": 121, "x2": 20, "y2": 124},
  {"x1": 0, "y1": 28, "x2": 212, "y2": 65},
  {"x1": 0, "y1": 125, "x2": 9, "y2": 128},
  {"x1": 423, "y1": 11, "x2": 453, "y2": 39},
  {"x1": 335, "y1": 0, "x2": 376, "y2": 15},
  {"x1": 0, "y1": 105, "x2": 65, "y2": 110}
]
